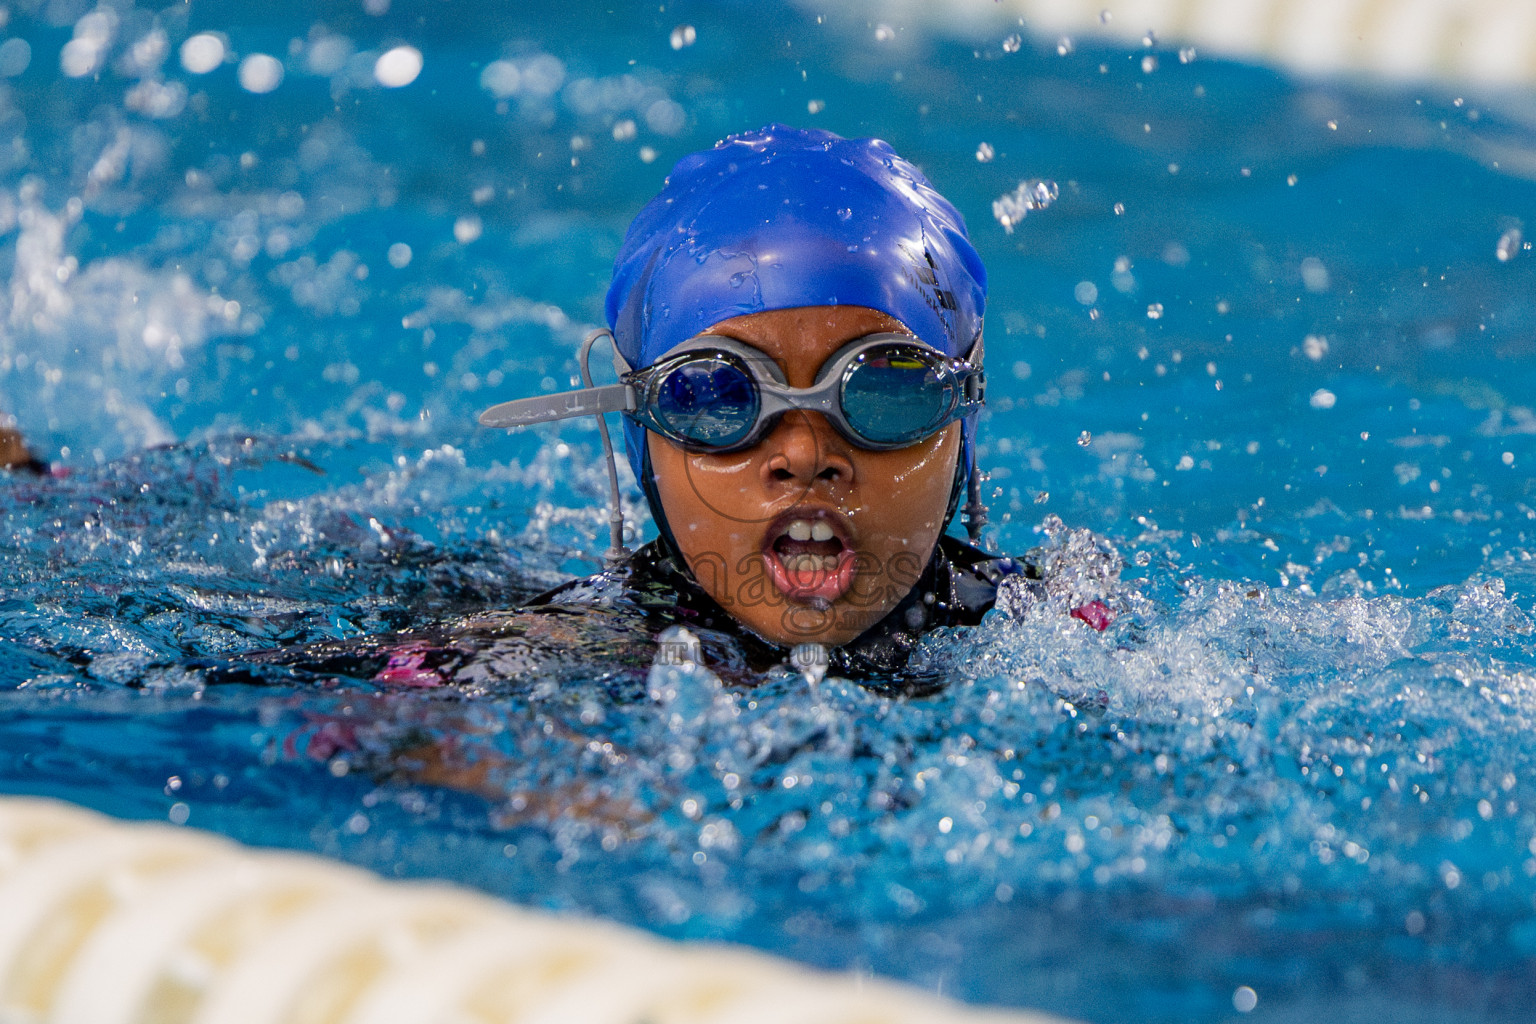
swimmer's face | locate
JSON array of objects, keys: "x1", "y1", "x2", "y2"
[{"x1": 649, "y1": 305, "x2": 962, "y2": 648}]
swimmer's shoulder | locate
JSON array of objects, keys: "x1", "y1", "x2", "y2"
[{"x1": 934, "y1": 534, "x2": 1040, "y2": 623}]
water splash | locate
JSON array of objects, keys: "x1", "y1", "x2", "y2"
[{"x1": 991, "y1": 179, "x2": 1058, "y2": 234}]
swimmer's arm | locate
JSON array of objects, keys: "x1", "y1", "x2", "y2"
[{"x1": 0, "y1": 416, "x2": 46, "y2": 474}]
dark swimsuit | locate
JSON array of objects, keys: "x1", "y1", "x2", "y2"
[
  {"x1": 532, "y1": 536, "x2": 1031, "y2": 683},
  {"x1": 238, "y1": 535, "x2": 1039, "y2": 696}
]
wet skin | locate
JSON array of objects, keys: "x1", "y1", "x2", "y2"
[
  {"x1": 648, "y1": 305, "x2": 962, "y2": 648},
  {"x1": 0, "y1": 418, "x2": 29, "y2": 469}
]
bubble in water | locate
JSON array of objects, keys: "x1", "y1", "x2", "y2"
[
  {"x1": 1056, "y1": 36, "x2": 1074, "y2": 56},
  {"x1": 1099, "y1": 9, "x2": 1112, "y2": 23},
  {"x1": 1497, "y1": 227, "x2": 1522, "y2": 262},
  {"x1": 612, "y1": 119, "x2": 637, "y2": 142},
  {"x1": 1077, "y1": 430, "x2": 1092, "y2": 447},
  {"x1": 669, "y1": 25, "x2": 696, "y2": 50},
  {"x1": 1074, "y1": 281, "x2": 1098, "y2": 305},
  {"x1": 1179, "y1": 46, "x2": 1196, "y2": 63},
  {"x1": 1113, "y1": 201, "x2": 1125, "y2": 215},
  {"x1": 806, "y1": 99, "x2": 825, "y2": 114},
  {"x1": 1142, "y1": 30, "x2": 1157, "y2": 47},
  {"x1": 975, "y1": 142, "x2": 995, "y2": 163},
  {"x1": 836, "y1": 207, "x2": 852, "y2": 222},
  {"x1": 1310, "y1": 388, "x2": 1337, "y2": 409},
  {"x1": 453, "y1": 216, "x2": 483, "y2": 245},
  {"x1": 374, "y1": 45, "x2": 422, "y2": 88},
  {"x1": 991, "y1": 178, "x2": 1058, "y2": 234},
  {"x1": 1003, "y1": 33, "x2": 1023, "y2": 53},
  {"x1": 387, "y1": 243, "x2": 412, "y2": 269},
  {"x1": 1141, "y1": 54, "x2": 1158, "y2": 73},
  {"x1": 1233, "y1": 987, "x2": 1258, "y2": 1013},
  {"x1": 1146, "y1": 303, "x2": 1163, "y2": 319},
  {"x1": 875, "y1": 24, "x2": 895, "y2": 42},
  {"x1": 237, "y1": 54, "x2": 284, "y2": 94},
  {"x1": 1303, "y1": 334, "x2": 1329, "y2": 360}
]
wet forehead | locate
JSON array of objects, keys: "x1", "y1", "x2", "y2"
[{"x1": 703, "y1": 306, "x2": 912, "y2": 387}]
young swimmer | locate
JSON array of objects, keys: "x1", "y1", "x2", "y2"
[
  {"x1": 245, "y1": 124, "x2": 1111, "y2": 695},
  {"x1": 487, "y1": 124, "x2": 1020, "y2": 676}
]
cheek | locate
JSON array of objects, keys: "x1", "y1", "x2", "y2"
[
  {"x1": 649, "y1": 440, "x2": 761, "y2": 549},
  {"x1": 876, "y1": 430, "x2": 960, "y2": 502}
]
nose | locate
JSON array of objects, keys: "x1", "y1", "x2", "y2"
[{"x1": 760, "y1": 411, "x2": 855, "y2": 491}]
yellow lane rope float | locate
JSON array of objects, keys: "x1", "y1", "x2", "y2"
[{"x1": 0, "y1": 798, "x2": 1078, "y2": 1024}]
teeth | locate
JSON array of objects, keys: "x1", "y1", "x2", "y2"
[
  {"x1": 810, "y1": 521, "x2": 834, "y2": 542},
  {"x1": 785, "y1": 553, "x2": 839, "y2": 574},
  {"x1": 787, "y1": 520, "x2": 812, "y2": 542}
]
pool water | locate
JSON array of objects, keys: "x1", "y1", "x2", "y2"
[{"x1": 4, "y1": 2, "x2": 1536, "y2": 1022}]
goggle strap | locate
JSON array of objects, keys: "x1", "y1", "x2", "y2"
[{"x1": 476, "y1": 382, "x2": 635, "y2": 428}]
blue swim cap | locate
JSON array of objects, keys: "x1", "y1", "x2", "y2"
[{"x1": 605, "y1": 124, "x2": 987, "y2": 527}]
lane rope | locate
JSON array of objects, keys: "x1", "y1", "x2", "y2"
[{"x1": 0, "y1": 797, "x2": 1075, "y2": 1024}]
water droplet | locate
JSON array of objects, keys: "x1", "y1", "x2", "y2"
[
  {"x1": 237, "y1": 53, "x2": 284, "y2": 94},
  {"x1": 453, "y1": 215, "x2": 482, "y2": 244},
  {"x1": 1497, "y1": 227, "x2": 1522, "y2": 262},
  {"x1": 1141, "y1": 54, "x2": 1158, "y2": 73},
  {"x1": 1074, "y1": 281, "x2": 1098, "y2": 305},
  {"x1": 1310, "y1": 389, "x2": 1337, "y2": 410},
  {"x1": 1056, "y1": 36, "x2": 1074, "y2": 56},
  {"x1": 1003, "y1": 33, "x2": 1023, "y2": 53},
  {"x1": 1113, "y1": 202, "x2": 1125, "y2": 215},
  {"x1": 1034, "y1": 491, "x2": 1050, "y2": 503},
  {"x1": 1077, "y1": 430, "x2": 1092, "y2": 447},
  {"x1": 1178, "y1": 46, "x2": 1196, "y2": 64},
  {"x1": 1233, "y1": 987, "x2": 1258, "y2": 1013},
  {"x1": 1287, "y1": 173, "x2": 1299, "y2": 186},
  {"x1": 975, "y1": 142, "x2": 995, "y2": 163},
  {"x1": 374, "y1": 45, "x2": 422, "y2": 88},
  {"x1": 1300, "y1": 257, "x2": 1330, "y2": 292},
  {"x1": 836, "y1": 207, "x2": 852, "y2": 222},
  {"x1": 991, "y1": 178, "x2": 1058, "y2": 233},
  {"x1": 874, "y1": 24, "x2": 895, "y2": 42},
  {"x1": 1099, "y1": 9, "x2": 1113, "y2": 23},
  {"x1": 669, "y1": 24, "x2": 696, "y2": 50},
  {"x1": 1146, "y1": 303, "x2": 1163, "y2": 319},
  {"x1": 807, "y1": 98, "x2": 825, "y2": 114},
  {"x1": 179, "y1": 32, "x2": 224, "y2": 75},
  {"x1": 1303, "y1": 334, "x2": 1328, "y2": 360},
  {"x1": 1142, "y1": 30, "x2": 1157, "y2": 47}
]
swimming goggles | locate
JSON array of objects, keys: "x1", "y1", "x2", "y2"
[{"x1": 479, "y1": 331, "x2": 985, "y2": 453}]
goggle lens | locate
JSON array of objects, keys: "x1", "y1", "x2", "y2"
[
  {"x1": 840, "y1": 345, "x2": 955, "y2": 446},
  {"x1": 652, "y1": 354, "x2": 759, "y2": 448}
]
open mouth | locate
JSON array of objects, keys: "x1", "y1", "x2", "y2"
[{"x1": 763, "y1": 513, "x2": 856, "y2": 604}]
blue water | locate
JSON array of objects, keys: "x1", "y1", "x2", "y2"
[{"x1": 4, "y1": 2, "x2": 1536, "y2": 1021}]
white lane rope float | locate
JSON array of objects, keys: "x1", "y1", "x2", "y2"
[
  {"x1": 812, "y1": 0, "x2": 1536, "y2": 87},
  {"x1": 0, "y1": 798, "x2": 1077, "y2": 1024}
]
